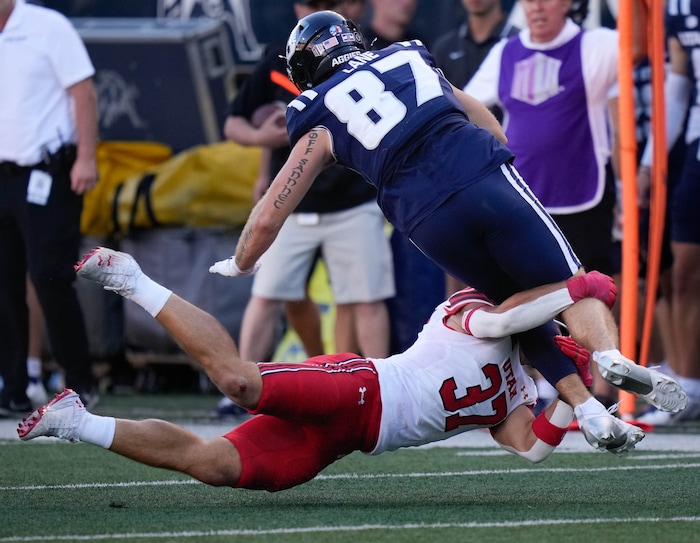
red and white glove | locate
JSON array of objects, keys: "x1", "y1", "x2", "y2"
[
  {"x1": 555, "y1": 335, "x2": 593, "y2": 388},
  {"x1": 565, "y1": 271, "x2": 617, "y2": 309}
]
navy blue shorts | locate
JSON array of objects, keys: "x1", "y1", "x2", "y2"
[{"x1": 409, "y1": 162, "x2": 581, "y2": 304}]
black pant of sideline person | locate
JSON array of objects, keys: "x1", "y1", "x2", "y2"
[{"x1": 0, "y1": 148, "x2": 97, "y2": 415}]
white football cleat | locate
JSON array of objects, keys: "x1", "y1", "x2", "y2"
[
  {"x1": 17, "y1": 389, "x2": 85, "y2": 443},
  {"x1": 593, "y1": 350, "x2": 688, "y2": 413},
  {"x1": 575, "y1": 403, "x2": 645, "y2": 456},
  {"x1": 74, "y1": 247, "x2": 141, "y2": 295}
]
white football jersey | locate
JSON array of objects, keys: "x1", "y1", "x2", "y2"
[{"x1": 369, "y1": 291, "x2": 537, "y2": 454}]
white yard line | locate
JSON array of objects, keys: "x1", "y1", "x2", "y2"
[
  {"x1": 1, "y1": 516, "x2": 700, "y2": 542},
  {"x1": 2, "y1": 461, "x2": 699, "y2": 492}
]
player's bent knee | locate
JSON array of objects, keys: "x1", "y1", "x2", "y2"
[
  {"x1": 498, "y1": 439, "x2": 555, "y2": 463},
  {"x1": 191, "y1": 438, "x2": 242, "y2": 487},
  {"x1": 516, "y1": 439, "x2": 556, "y2": 463},
  {"x1": 496, "y1": 403, "x2": 571, "y2": 462}
]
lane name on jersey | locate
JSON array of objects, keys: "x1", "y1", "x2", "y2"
[{"x1": 334, "y1": 51, "x2": 381, "y2": 71}]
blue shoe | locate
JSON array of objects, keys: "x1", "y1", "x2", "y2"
[
  {"x1": 638, "y1": 396, "x2": 700, "y2": 426},
  {"x1": 212, "y1": 396, "x2": 248, "y2": 418}
]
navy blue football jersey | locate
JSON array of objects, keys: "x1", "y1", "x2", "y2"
[{"x1": 286, "y1": 41, "x2": 513, "y2": 233}]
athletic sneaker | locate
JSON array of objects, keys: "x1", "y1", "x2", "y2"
[
  {"x1": 17, "y1": 389, "x2": 85, "y2": 443},
  {"x1": 576, "y1": 403, "x2": 645, "y2": 456},
  {"x1": 638, "y1": 396, "x2": 700, "y2": 426},
  {"x1": 670, "y1": 396, "x2": 700, "y2": 422},
  {"x1": 0, "y1": 399, "x2": 32, "y2": 419},
  {"x1": 74, "y1": 247, "x2": 141, "y2": 295},
  {"x1": 26, "y1": 379, "x2": 49, "y2": 409},
  {"x1": 593, "y1": 351, "x2": 688, "y2": 413},
  {"x1": 212, "y1": 395, "x2": 249, "y2": 418}
]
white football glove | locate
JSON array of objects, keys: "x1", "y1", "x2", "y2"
[{"x1": 209, "y1": 257, "x2": 260, "y2": 277}]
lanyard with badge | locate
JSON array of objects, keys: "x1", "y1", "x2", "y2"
[{"x1": 26, "y1": 147, "x2": 53, "y2": 206}]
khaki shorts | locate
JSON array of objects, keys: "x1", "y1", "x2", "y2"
[{"x1": 252, "y1": 201, "x2": 395, "y2": 303}]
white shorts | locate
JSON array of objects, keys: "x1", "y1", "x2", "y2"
[{"x1": 252, "y1": 201, "x2": 395, "y2": 304}]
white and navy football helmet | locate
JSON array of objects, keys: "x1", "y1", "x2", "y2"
[{"x1": 285, "y1": 10, "x2": 366, "y2": 92}]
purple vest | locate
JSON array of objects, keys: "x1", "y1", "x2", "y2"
[{"x1": 498, "y1": 31, "x2": 599, "y2": 210}]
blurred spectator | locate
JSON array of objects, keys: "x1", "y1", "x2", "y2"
[
  {"x1": 362, "y1": 0, "x2": 419, "y2": 48},
  {"x1": 337, "y1": 0, "x2": 366, "y2": 21},
  {"x1": 610, "y1": 51, "x2": 681, "y2": 411},
  {"x1": 432, "y1": 0, "x2": 518, "y2": 91},
  {"x1": 0, "y1": 0, "x2": 99, "y2": 416},
  {"x1": 637, "y1": 0, "x2": 700, "y2": 424}
]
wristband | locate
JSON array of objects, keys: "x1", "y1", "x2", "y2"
[{"x1": 461, "y1": 307, "x2": 482, "y2": 336}]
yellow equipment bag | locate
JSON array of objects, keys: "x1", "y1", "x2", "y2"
[
  {"x1": 82, "y1": 141, "x2": 173, "y2": 237},
  {"x1": 111, "y1": 141, "x2": 261, "y2": 236}
]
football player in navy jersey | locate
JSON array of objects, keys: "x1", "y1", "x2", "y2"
[{"x1": 210, "y1": 10, "x2": 688, "y2": 418}]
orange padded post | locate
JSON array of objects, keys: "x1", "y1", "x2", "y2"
[
  {"x1": 617, "y1": 0, "x2": 639, "y2": 416},
  {"x1": 639, "y1": 0, "x2": 668, "y2": 369}
]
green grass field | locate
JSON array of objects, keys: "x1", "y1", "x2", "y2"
[{"x1": 1, "y1": 393, "x2": 699, "y2": 543}]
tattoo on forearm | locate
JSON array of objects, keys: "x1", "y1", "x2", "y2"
[
  {"x1": 302, "y1": 130, "x2": 318, "y2": 155},
  {"x1": 273, "y1": 132, "x2": 318, "y2": 209},
  {"x1": 236, "y1": 226, "x2": 255, "y2": 267}
]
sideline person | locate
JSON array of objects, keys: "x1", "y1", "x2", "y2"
[
  {"x1": 637, "y1": 0, "x2": 700, "y2": 424},
  {"x1": 0, "y1": 0, "x2": 99, "y2": 416}
]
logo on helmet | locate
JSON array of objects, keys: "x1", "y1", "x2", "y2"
[
  {"x1": 285, "y1": 11, "x2": 367, "y2": 91},
  {"x1": 310, "y1": 36, "x2": 340, "y2": 57}
]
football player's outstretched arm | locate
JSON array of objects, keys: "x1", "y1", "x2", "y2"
[
  {"x1": 457, "y1": 272, "x2": 617, "y2": 339},
  {"x1": 451, "y1": 84, "x2": 507, "y2": 144},
  {"x1": 233, "y1": 129, "x2": 333, "y2": 272}
]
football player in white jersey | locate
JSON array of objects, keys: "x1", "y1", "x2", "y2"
[{"x1": 17, "y1": 247, "x2": 643, "y2": 492}]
